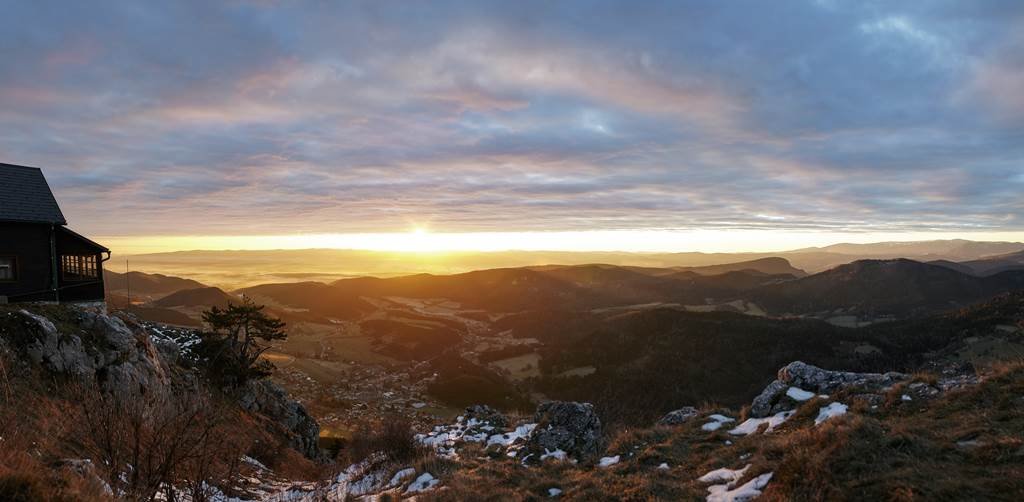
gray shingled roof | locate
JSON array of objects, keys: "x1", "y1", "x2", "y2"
[{"x1": 0, "y1": 163, "x2": 67, "y2": 224}]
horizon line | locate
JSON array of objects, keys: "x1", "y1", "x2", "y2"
[{"x1": 91, "y1": 230, "x2": 1024, "y2": 257}]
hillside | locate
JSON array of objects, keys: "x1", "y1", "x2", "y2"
[
  {"x1": 407, "y1": 360, "x2": 1024, "y2": 501},
  {"x1": 152, "y1": 286, "x2": 236, "y2": 308},
  {"x1": 238, "y1": 265, "x2": 795, "y2": 321},
  {"x1": 959, "y1": 250, "x2": 1024, "y2": 276},
  {"x1": 673, "y1": 257, "x2": 806, "y2": 277},
  {"x1": 2, "y1": 286, "x2": 1022, "y2": 501},
  {"x1": 528, "y1": 291, "x2": 1024, "y2": 426},
  {"x1": 749, "y1": 259, "x2": 1024, "y2": 318},
  {"x1": 0, "y1": 304, "x2": 322, "y2": 500},
  {"x1": 104, "y1": 270, "x2": 207, "y2": 298}
]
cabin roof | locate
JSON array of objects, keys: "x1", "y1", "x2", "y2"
[
  {"x1": 59, "y1": 226, "x2": 110, "y2": 253},
  {"x1": 0, "y1": 163, "x2": 67, "y2": 224}
]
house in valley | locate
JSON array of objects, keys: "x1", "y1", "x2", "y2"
[{"x1": 0, "y1": 163, "x2": 110, "y2": 303}]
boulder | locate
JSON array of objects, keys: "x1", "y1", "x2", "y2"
[
  {"x1": 780, "y1": 361, "x2": 906, "y2": 393},
  {"x1": 750, "y1": 380, "x2": 789, "y2": 418},
  {"x1": 524, "y1": 401, "x2": 602, "y2": 462},
  {"x1": 239, "y1": 379, "x2": 322, "y2": 460},
  {"x1": 657, "y1": 406, "x2": 700, "y2": 426},
  {"x1": 750, "y1": 361, "x2": 907, "y2": 418}
]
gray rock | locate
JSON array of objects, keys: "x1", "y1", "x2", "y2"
[
  {"x1": 525, "y1": 401, "x2": 602, "y2": 462},
  {"x1": 779, "y1": 361, "x2": 906, "y2": 393},
  {"x1": 15, "y1": 308, "x2": 170, "y2": 395},
  {"x1": 239, "y1": 380, "x2": 322, "y2": 460},
  {"x1": 750, "y1": 361, "x2": 908, "y2": 418},
  {"x1": 464, "y1": 404, "x2": 509, "y2": 428},
  {"x1": 4, "y1": 307, "x2": 323, "y2": 461},
  {"x1": 657, "y1": 406, "x2": 699, "y2": 426},
  {"x1": 750, "y1": 379, "x2": 789, "y2": 418}
]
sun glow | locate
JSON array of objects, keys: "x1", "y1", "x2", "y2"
[{"x1": 94, "y1": 229, "x2": 1024, "y2": 256}]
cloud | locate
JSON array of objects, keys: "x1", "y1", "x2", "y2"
[{"x1": 0, "y1": 1, "x2": 1022, "y2": 238}]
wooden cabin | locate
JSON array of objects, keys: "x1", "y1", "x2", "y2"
[{"x1": 0, "y1": 163, "x2": 110, "y2": 303}]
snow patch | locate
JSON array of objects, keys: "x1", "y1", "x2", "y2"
[
  {"x1": 388, "y1": 468, "x2": 416, "y2": 487},
  {"x1": 699, "y1": 464, "x2": 750, "y2": 484},
  {"x1": 814, "y1": 402, "x2": 848, "y2": 426},
  {"x1": 728, "y1": 411, "x2": 794, "y2": 436},
  {"x1": 404, "y1": 473, "x2": 439, "y2": 494},
  {"x1": 706, "y1": 472, "x2": 773, "y2": 502},
  {"x1": 540, "y1": 448, "x2": 568, "y2": 462},
  {"x1": 598, "y1": 455, "x2": 620, "y2": 468},
  {"x1": 785, "y1": 387, "x2": 815, "y2": 401},
  {"x1": 487, "y1": 423, "x2": 537, "y2": 447},
  {"x1": 548, "y1": 487, "x2": 563, "y2": 497},
  {"x1": 702, "y1": 414, "x2": 736, "y2": 431}
]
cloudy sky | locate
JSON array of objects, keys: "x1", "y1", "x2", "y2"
[{"x1": 2, "y1": 1, "x2": 1023, "y2": 252}]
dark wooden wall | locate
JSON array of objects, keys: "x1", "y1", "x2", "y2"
[
  {"x1": 0, "y1": 222, "x2": 56, "y2": 302},
  {"x1": 0, "y1": 222, "x2": 107, "y2": 303}
]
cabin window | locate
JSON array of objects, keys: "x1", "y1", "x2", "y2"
[
  {"x1": 61, "y1": 254, "x2": 98, "y2": 281},
  {"x1": 0, "y1": 256, "x2": 16, "y2": 281}
]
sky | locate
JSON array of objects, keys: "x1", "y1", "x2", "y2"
[{"x1": 2, "y1": 1, "x2": 1023, "y2": 253}]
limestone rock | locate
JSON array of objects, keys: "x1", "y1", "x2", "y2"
[
  {"x1": 750, "y1": 361, "x2": 908, "y2": 418},
  {"x1": 239, "y1": 379, "x2": 322, "y2": 460},
  {"x1": 657, "y1": 406, "x2": 700, "y2": 426},
  {"x1": 13, "y1": 308, "x2": 170, "y2": 395},
  {"x1": 525, "y1": 401, "x2": 602, "y2": 462},
  {"x1": 464, "y1": 404, "x2": 509, "y2": 428}
]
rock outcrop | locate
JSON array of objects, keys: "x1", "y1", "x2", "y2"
[
  {"x1": 239, "y1": 379, "x2": 322, "y2": 460},
  {"x1": 1, "y1": 305, "x2": 323, "y2": 461},
  {"x1": 658, "y1": 406, "x2": 700, "y2": 426},
  {"x1": 11, "y1": 308, "x2": 170, "y2": 395},
  {"x1": 464, "y1": 404, "x2": 509, "y2": 429},
  {"x1": 525, "y1": 401, "x2": 602, "y2": 462},
  {"x1": 751, "y1": 361, "x2": 907, "y2": 417}
]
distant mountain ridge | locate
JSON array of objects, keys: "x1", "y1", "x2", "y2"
[
  {"x1": 750, "y1": 259, "x2": 1024, "y2": 317},
  {"x1": 800, "y1": 239, "x2": 1024, "y2": 260},
  {"x1": 104, "y1": 270, "x2": 207, "y2": 297},
  {"x1": 120, "y1": 238, "x2": 1024, "y2": 284},
  {"x1": 958, "y1": 250, "x2": 1024, "y2": 276},
  {"x1": 152, "y1": 286, "x2": 235, "y2": 308},
  {"x1": 106, "y1": 243, "x2": 1024, "y2": 330}
]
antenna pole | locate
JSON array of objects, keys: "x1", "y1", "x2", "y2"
[{"x1": 126, "y1": 257, "x2": 131, "y2": 307}]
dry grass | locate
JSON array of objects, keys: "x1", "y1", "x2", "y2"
[
  {"x1": 0, "y1": 339, "x2": 324, "y2": 500},
  {"x1": 421, "y1": 363, "x2": 1024, "y2": 501}
]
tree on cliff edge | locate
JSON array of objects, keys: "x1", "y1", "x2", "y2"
[{"x1": 201, "y1": 296, "x2": 286, "y2": 384}]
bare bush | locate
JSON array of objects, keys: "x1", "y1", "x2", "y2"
[
  {"x1": 344, "y1": 415, "x2": 426, "y2": 465},
  {"x1": 69, "y1": 384, "x2": 250, "y2": 501}
]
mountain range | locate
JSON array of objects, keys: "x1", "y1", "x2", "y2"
[{"x1": 117, "y1": 239, "x2": 1024, "y2": 288}]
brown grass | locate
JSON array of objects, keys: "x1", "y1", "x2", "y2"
[{"x1": 422, "y1": 363, "x2": 1024, "y2": 501}]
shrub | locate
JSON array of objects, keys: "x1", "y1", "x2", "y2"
[
  {"x1": 69, "y1": 384, "x2": 250, "y2": 501},
  {"x1": 345, "y1": 416, "x2": 427, "y2": 465}
]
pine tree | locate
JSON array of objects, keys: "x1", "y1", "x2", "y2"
[{"x1": 201, "y1": 296, "x2": 286, "y2": 383}]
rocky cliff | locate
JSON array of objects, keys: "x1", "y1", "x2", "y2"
[{"x1": 0, "y1": 304, "x2": 321, "y2": 462}]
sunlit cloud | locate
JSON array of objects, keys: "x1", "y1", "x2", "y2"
[{"x1": 1, "y1": 1, "x2": 1023, "y2": 252}]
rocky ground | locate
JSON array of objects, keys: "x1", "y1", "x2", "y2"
[{"x1": 171, "y1": 359, "x2": 1021, "y2": 501}]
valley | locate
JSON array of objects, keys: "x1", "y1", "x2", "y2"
[{"x1": 107, "y1": 248, "x2": 1024, "y2": 440}]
